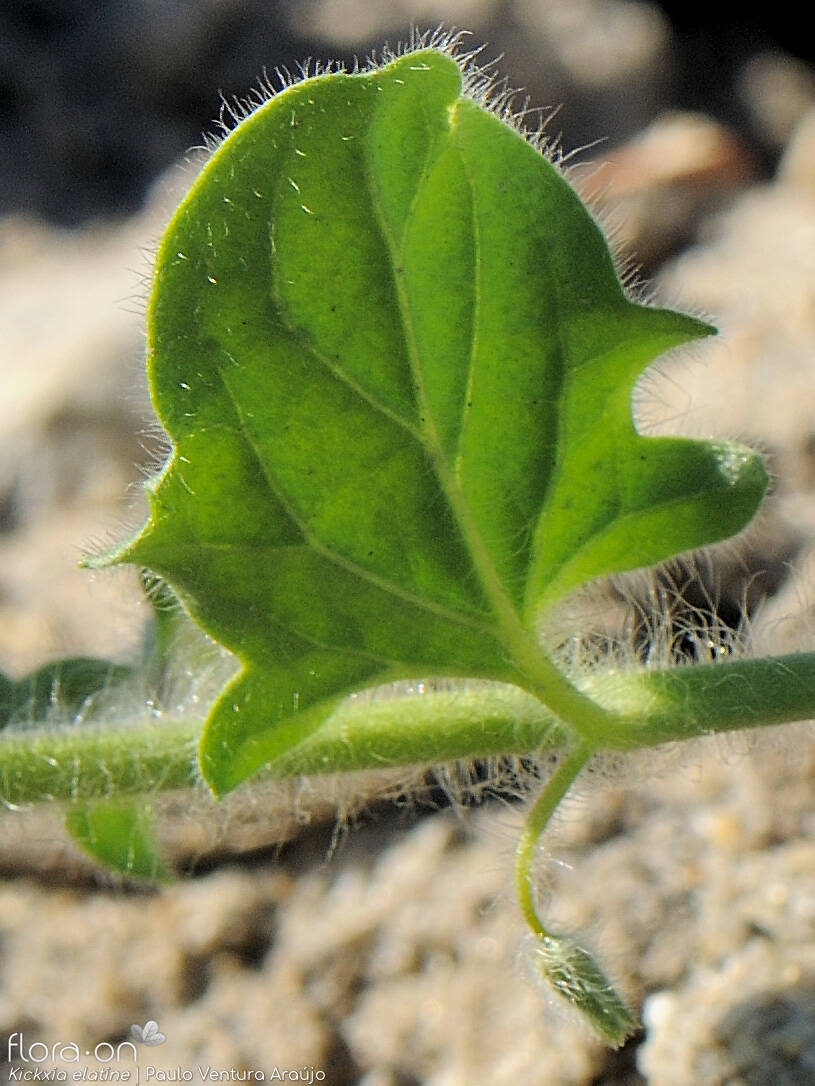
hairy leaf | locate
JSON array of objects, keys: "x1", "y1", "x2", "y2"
[
  {"x1": 0, "y1": 658, "x2": 133, "y2": 729},
  {"x1": 65, "y1": 799, "x2": 169, "y2": 881},
  {"x1": 96, "y1": 47, "x2": 766, "y2": 792}
]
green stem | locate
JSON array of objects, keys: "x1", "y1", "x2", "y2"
[
  {"x1": 513, "y1": 737, "x2": 639, "y2": 1047},
  {"x1": 515, "y1": 741, "x2": 593, "y2": 935},
  {"x1": 508, "y1": 632, "x2": 631, "y2": 749},
  {"x1": 581, "y1": 650, "x2": 815, "y2": 747},
  {"x1": 2, "y1": 652, "x2": 815, "y2": 807},
  {"x1": 0, "y1": 719, "x2": 200, "y2": 807},
  {"x1": 0, "y1": 685, "x2": 564, "y2": 806}
]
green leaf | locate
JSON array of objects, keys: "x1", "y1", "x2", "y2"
[
  {"x1": 65, "y1": 798, "x2": 170, "y2": 881},
  {"x1": 96, "y1": 46, "x2": 766, "y2": 792},
  {"x1": 0, "y1": 658, "x2": 133, "y2": 729},
  {"x1": 139, "y1": 571, "x2": 225, "y2": 699}
]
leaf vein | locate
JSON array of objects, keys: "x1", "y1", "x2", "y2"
[
  {"x1": 360, "y1": 122, "x2": 534, "y2": 647},
  {"x1": 271, "y1": 293, "x2": 425, "y2": 444},
  {"x1": 207, "y1": 371, "x2": 496, "y2": 638}
]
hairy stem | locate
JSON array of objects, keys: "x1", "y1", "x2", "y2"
[
  {"x1": 515, "y1": 741, "x2": 593, "y2": 935},
  {"x1": 2, "y1": 652, "x2": 815, "y2": 807},
  {"x1": 514, "y1": 737, "x2": 639, "y2": 1046}
]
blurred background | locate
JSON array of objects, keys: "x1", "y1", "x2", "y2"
[
  {"x1": 1, "y1": 0, "x2": 814, "y2": 226},
  {"x1": 1, "y1": 4, "x2": 815, "y2": 1084}
]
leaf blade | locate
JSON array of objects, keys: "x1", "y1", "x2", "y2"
[
  {"x1": 103, "y1": 47, "x2": 766, "y2": 791},
  {"x1": 66, "y1": 798, "x2": 170, "y2": 882}
]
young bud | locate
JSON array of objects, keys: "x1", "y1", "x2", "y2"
[{"x1": 530, "y1": 932, "x2": 638, "y2": 1047}]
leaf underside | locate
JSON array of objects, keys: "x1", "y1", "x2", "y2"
[
  {"x1": 0, "y1": 658, "x2": 133, "y2": 730},
  {"x1": 100, "y1": 48, "x2": 766, "y2": 793},
  {"x1": 65, "y1": 799, "x2": 169, "y2": 881}
]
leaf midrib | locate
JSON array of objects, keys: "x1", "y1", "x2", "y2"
[
  {"x1": 187, "y1": 395, "x2": 497, "y2": 643},
  {"x1": 361, "y1": 100, "x2": 534, "y2": 652}
]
